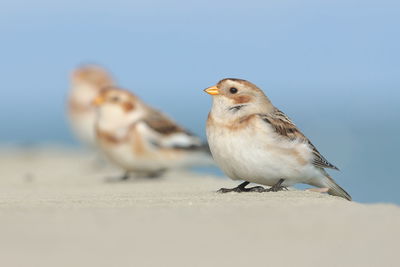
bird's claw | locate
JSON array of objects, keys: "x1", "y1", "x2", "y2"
[
  {"x1": 104, "y1": 173, "x2": 130, "y2": 183},
  {"x1": 245, "y1": 186, "x2": 266, "y2": 192},
  {"x1": 217, "y1": 185, "x2": 266, "y2": 193},
  {"x1": 266, "y1": 185, "x2": 288, "y2": 192}
]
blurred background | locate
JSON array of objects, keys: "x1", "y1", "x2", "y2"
[{"x1": 0, "y1": 0, "x2": 399, "y2": 203}]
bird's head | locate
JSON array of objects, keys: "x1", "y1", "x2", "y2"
[
  {"x1": 93, "y1": 87, "x2": 143, "y2": 128},
  {"x1": 69, "y1": 65, "x2": 115, "y2": 106},
  {"x1": 204, "y1": 78, "x2": 273, "y2": 119},
  {"x1": 71, "y1": 65, "x2": 114, "y2": 89}
]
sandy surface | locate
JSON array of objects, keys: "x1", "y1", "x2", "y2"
[{"x1": 0, "y1": 147, "x2": 399, "y2": 267}]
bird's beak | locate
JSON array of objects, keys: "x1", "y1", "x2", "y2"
[
  {"x1": 204, "y1": 86, "x2": 219, "y2": 95},
  {"x1": 93, "y1": 96, "x2": 105, "y2": 106}
]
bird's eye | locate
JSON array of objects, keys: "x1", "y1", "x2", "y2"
[{"x1": 229, "y1": 87, "x2": 238, "y2": 94}]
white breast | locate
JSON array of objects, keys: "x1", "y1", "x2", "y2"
[{"x1": 206, "y1": 117, "x2": 319, "y2": 187}]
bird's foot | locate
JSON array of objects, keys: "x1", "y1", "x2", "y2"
[
  {"x1": 217, "y1": 181, "x2": 265, "y2": 193},
  {"x1": 264, "y1": 179, "x2": 288, "y2": 192},
  {"x1": 266, "y1": 185, "x2": 288, "y2": 192},
  {"x1": 143, "y1": 169, "x2": 166, "y2": 179},
  {"x1": 105, "y1": 172, "x2": 130, "y2": 183},
  {"x1": 217, "y1": 186, "x2": 265, "y2": 193}
]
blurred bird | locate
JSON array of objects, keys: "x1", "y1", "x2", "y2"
[
  {"x1": 67, "y1": 65, "x2": 115, "y2": 147},
  {"x1": 93, "y1": 87, "x2": 213, "y2": 179},
  {"x1": 204, "y1": 78, "x2": 351, "y2": 200}
]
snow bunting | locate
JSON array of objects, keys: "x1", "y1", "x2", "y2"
[
  {"x1": 204, "y1": 78, "x2": 351, "y2": 200},
  {"x1": 67, "y1": 65, "x2": 115, "y2": 147},
  {"x1": 93, "y1": 87, "x2": 213, "y2": 179}
]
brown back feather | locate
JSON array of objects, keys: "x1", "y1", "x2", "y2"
[
  {"x1": 143, "y1": 108, "x2": 192, "y2": 136},
  {"x1": 259, "y1": 109, "x2": 339, "y2": 170}
]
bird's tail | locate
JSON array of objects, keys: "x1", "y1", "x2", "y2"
[{"x1": 315, "y1": 170, "x2": 352, "y2": 201}]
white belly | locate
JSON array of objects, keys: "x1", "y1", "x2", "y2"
[
  {"x1": 98, "y1": 140, "x2": 165, "y2": 173},
  {"x1": 98, "y1": 138, "x2": 211, "y2": 173},
  {"x1": 207, "y1": 123, "x2": 320, "y2": 187},
  {"x1": 69, "y1": 111, "x2": 97, "y2": 146}
]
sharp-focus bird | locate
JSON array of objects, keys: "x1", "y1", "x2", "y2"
[{"x1": 204, "y1": 78, "x2": 351, "y2": 200}]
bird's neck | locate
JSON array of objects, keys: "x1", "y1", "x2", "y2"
[
  {"x1": 210, "y1": 98, "x2": 274, "y2": 124},
  {"x1": 96, "y1": 106, "x2": 145, "y2": 135},
  {"x1": 69, "y1": 84, "x2": 99, "y2": 106}
]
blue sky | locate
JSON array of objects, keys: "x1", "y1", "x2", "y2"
[{"x1": 0, "y1": 0, "x2": 399, "y2": 203}]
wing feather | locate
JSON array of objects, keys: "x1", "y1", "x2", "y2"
[
  {"x1": 140, "y1": 107, "x2": 209, "y2": 152},
  {"x1": 259, "y1": 109, "x2": 339, "y2": 170},
  {"x1": 142, "y1": 108, "x2": 189, "y2": 136}
]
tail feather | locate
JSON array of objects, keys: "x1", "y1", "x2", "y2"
[
  {"x1": 315, "y1": 170, "x2": 352, "y2": 201},
  {"x1": 325, "y1": 178, "x2": 352, "y2": 201}
]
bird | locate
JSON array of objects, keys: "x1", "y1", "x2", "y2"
[
  {"x1": 204, "y1": 78, "x2": 351, "y2": 200},
  {"x1": 93, "y1": 86, "x2": 214, "y2": 179},
  {"x1": 67, "y1": 65, "x2": 115, "y2": 147}
]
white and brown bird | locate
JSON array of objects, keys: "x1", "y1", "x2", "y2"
[
  {"x1": 93, "y1": 87, "x2": 213, "y2": 179},
  {"x1": 67, "y1": 65, "x2": 115, "y2": 147},
  {"x1": 204, "y1": 78, "x2": 351, "y2": 200}
]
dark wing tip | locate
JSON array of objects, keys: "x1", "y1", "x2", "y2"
[
  {"x1": 312, "y1": 157, "x2": 340, "y2": 171},
  {"x1": 171, "y1": 142, "x2": 211, "y2": 154},
  {"x1": 331, "y1": 165, "x2": 340, "y2": 171}
]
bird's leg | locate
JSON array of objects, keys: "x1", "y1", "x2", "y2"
[
  {"x1": 120, "y1": 171, "x2": 131, "y2": 181},
  {"x1": 217, "y1": 181, "x2": 250, "y2": 193},
  {"x1": 217, "y1": 181, "x2": 265, "y2": 193},
  {"x1": 144, "y1": 169, "x2": 166, "y2": 179},
  {"x1": 266, "y1": 179, "x2": 288, "y2": 192},
  {"x1": 104, "y1": 171, "x2": 131, "y2": 183}
]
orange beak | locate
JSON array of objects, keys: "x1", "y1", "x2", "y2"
[
  {"x1": 204, "y1": 86, "x2": 219, "y2": 95},
  {"x1": 92, "y1": 96, "x2": 105, "y2": 106}
]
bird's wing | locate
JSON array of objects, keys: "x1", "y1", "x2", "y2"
[
  {"x1": 259, "y1": 109, "x2": 339, "y2": 170},
  {"x1": 139, "y1": 107, "x2": 209, "y2": 151}
]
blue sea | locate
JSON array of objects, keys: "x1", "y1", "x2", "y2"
[{"x1": 0, "y1": 0, "x2": 399, "y2": 204}]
